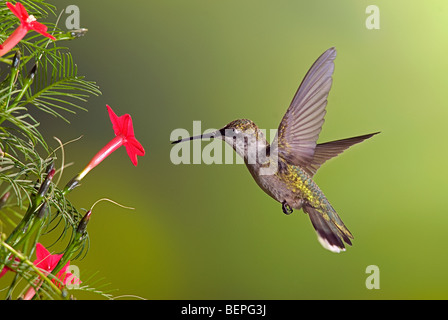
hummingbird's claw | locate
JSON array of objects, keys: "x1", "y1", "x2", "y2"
[{"x1": 282, "y1": 201, "x2": 293, "y2": 215}]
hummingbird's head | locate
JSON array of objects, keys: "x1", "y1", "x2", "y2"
[
  {"x1": 171, "y1": 119, "x2": 269, "y2": 163},
  {"x1": 220, "y1": 119, "x2": 268, "y2": 152},
  {"x1": 223, "y1": 119, "x2": 257, "y2": 133}
]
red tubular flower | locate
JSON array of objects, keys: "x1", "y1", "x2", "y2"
[
  {"x1": 64, "y1": 105, "x2": 145, "y2": 192},
  {"x1": 1, "y1": 243, "x2": 80, "y2": 299},
  {"x1": 80, "y1": 105, "x2": 145, "y2": 177},
  {"x1": 0, "y1": 2, "x2": 56, "y2": 57},
  {"x1": 23, "y1": 243, "x2": 80, "y2": 299},
  {"x1": 107, "y1": 105, "x2": 146, "y2": 166},
  {"x1": 34, "y1": 243, "x2": 64, "y2": 274}
]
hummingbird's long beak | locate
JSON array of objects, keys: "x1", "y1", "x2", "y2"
[{"x1": 171, "y1": 129, "x2": 223, "y2": 144}]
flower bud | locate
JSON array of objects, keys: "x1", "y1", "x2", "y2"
[
  {"x1": 37, "y1": 168, "x2": 55, "y2": 199},
  {"x1": 8, "y1": 51, "x2": 21, "y2": 87},
  {"x1": 76, "y1": 210, "x2": 91, "y2": 235},
  {"x1": 12, "y1": 50, "x2": 20, "y2": 68},
  {"x1": 27, "y1": 63, "x2": 38, "y2": 82},
  {"x1": 45, "y1": 161, "x2": 54, "y2": 174}
]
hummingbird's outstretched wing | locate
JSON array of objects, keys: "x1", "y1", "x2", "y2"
[
  {"x1": 303, "y1": 203, "x2": 353, "y2": 253},
  {"x1": 273, "y1": 47, "x2": 336, "y2": 167}
]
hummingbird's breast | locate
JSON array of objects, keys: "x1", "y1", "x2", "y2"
[{"x1": 246, "y1": 159, "x2": 327, "y2": 210}]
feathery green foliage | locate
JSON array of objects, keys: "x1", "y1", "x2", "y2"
[{"x1": 0, "y1": 0, "x2": 112, "y2": 300}]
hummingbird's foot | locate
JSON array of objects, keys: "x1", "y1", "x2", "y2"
[{"x1": 282, "y1": 201, "x2": 293, "y2": 215}]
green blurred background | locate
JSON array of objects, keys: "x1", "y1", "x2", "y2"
[{"x1": 30, "y1": 0, "x2": 448, "y2": 299}]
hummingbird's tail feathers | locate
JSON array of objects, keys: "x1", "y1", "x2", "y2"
[
  {"x1": 303, "y1": 132, "x2": 380, "y2": 176},
  {"x1": 304, "y1": 204, "x2": 353, "y2": 253}
]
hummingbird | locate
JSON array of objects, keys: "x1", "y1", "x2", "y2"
[{"x1": 172, "y1": 47, "x2": 378, "y2": 253}]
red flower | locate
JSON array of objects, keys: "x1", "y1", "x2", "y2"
[
  {"x1": 0, "y1": 243, "x2": 80, "y2": 299},
  {"x1": 75, "y1": 105, "x2": 145, "y2": 181},
  {"x1": 7, "y1": 2, "x2": 55, "y2": 39},
  {"x1": 107, "y1": 105, "x2": 146, "y2": 166},
  {"x1": 0, "y1": 2, "x2": 56, "y2": 57},
  {"x1": 23, "y1": 243, "x2": 80, "y2": 299},
  {"x1": 34, "y1": 243, "x2": 65, "y2": 274}
]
